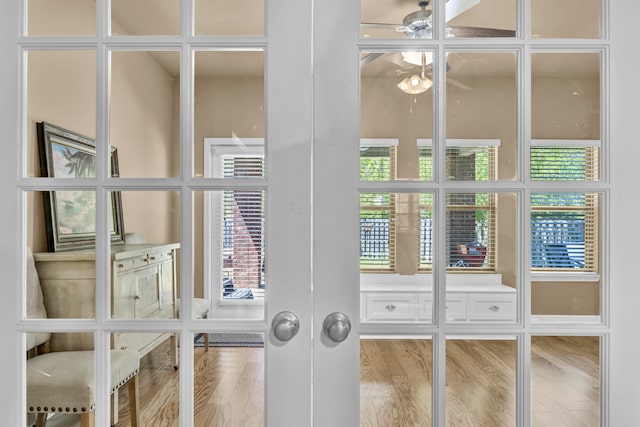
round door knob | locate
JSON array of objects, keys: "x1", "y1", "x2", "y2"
[
  {"x1": 272, "y1": 311, "x2": 300, "y2": 342},
  {"x1": 323, "y1": 312, "x2": 351, "y2": 343}
]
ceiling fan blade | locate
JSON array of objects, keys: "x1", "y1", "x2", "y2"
[
  {"x1": 361, "y1": 52, "x2": 385, "y2": 66},
  {"x1": 447, "y1": 26, "x2": 515, "y2": 37},
  {"x1": 360, "y1": 22, "x2": 405, "y2": 31},
  {"x1": 447, "y1": 78, "x2": 473, "y2": 91}
]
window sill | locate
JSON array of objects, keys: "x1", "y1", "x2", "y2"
[{"x1": 531, "y1": 272, "x2": 600, "y2": 282}]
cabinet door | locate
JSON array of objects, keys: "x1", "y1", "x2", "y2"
[
  {"x1": 134, "y1": 265, "x2": 162, "y2": 318},
  {"x1": 159, "y1": 257, "x2": 176, "y2": 313},
  {"x1": 112, "y1": 269, "x2": 135, "y2": 319}
]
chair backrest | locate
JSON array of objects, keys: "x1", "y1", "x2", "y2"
[{"x1": 26, "y1": 248, "x2": 50, "y2": 351}]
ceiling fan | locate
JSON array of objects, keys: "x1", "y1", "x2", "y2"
[
  {"x1": 361, "y1": 0, "x2": 513, "y2": 93},
  {"x1": 361, "y1": 0, "x2": 515, "y2": 39}
]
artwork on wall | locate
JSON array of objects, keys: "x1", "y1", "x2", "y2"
[{"x1": 37, "y1": 121, "x2": 125, "y2": 251}]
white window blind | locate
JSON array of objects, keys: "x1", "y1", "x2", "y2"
[
  {"x1": 446, "y1": 193, "x2": 496, "y2": 270},
  {"x1": 531, "y1": 193, "x2": 598, "y2": 272},
  {"x1": 360, "y1": 193, "x2": 395, "y2": 271},
  {"x1": 418, "y1": 139, "x2": 499, "y2": 181},
  {"x1": 530, "y1": 144, "x2": 599, "y2": 181},
  {"x1": 222, "y1": 156, "x2": 265, "y2": 295},
  {"x1": 360, "y1": 139, "x2": 397, "y2": 181}
]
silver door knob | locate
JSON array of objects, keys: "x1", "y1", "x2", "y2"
[
  {"x1": 323, "y1": 312, "x2": 351, "y2": 343},
  {"x1": 272, "y1": 311, "x2": 300, "y2": 342}
]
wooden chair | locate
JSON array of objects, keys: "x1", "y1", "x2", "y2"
[
  {"x1": 176, "y1": 297, "x2": 211, "y2": 351},
  {"x1": 25, "y1": 248, "x2": 141, "y2": 427}
]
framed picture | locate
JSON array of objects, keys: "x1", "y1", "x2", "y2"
[{"x1": 37, "y1": 121, "x2": 125, "y2": 252}]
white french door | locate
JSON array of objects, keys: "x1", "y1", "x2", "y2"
[{"x1": 1, "y1": 0, "x2": 640, "y2": 426}]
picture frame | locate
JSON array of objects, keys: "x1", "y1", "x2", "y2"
[{"x1": 37, "y1": 121, "x2": 125, "y2": 252}]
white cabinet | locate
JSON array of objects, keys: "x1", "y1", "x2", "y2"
[
  {"x1": 34, "y1": 243, "x2": 179, "y2": 360},
  {"x1": 360, "y1": 274, "x2": 517, "y2": 323}
]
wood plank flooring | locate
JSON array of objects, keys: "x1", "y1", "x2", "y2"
[{"x1": 40, "y1": 336, "x2": 599, "y2": 427}]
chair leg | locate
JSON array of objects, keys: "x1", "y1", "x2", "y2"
[
  {"x1": 80, "y1": 412, "x2": 94, "y2": 427},
  {"x1": 204, "y1": 333, "x2": 209, "y2": 352},
  {"x1": 35, "y1": 413, "x2": 47, "y2": 427},
  {"x1": 171, "y1": 333, "x2": 179, "y2": 369},
  {"x1": 127, "y1": 374, "x2": 140, "y2": 427},
  {"x1": 111, "y1": 389, "x2": 119, "y2": 425}
]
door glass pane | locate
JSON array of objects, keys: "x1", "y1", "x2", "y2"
[
  {"x1": 532, "y1": 52, "x2": 601, "y2": 141},
  {"x1": 360, "y1": 193, "x2": 433, "y2": 323},
  {"x1": 194, "y1": 51, "x2": 265, "y2": 179},
  {"x1": 446, "y1": 52, "x2": 517, "y2": 181},
  {"x1": 193, "y1": 332, "x2": 265, "y2": 424},
  {"x1": 361, "y1": 337, "x2": 432, "y2": 426},
  {"x1": 196, "y1": 190, "x2": 265, "y2": 320},
  {"x1": 111, "y1": 0, "x2": 180, "y2": 36},
  {"x1": 27, "y1": 189, "x2": 97, "y2": 320},
  {"x1": 113, "y1": 332, "x2": 180, "y2": 424},
  {"x1": 361, "y1": 0, "x2": 516, "y2": 40},
  {"x1": 361, "y1": 51, "x2": 434, "y2": 181},
  {"x1": 360, "y1": 0, "x2": 433, "y2": 39},
  {"x1": 446, "y1": 337, "x2": 517, "y2": 426},
  {"x1": 532, "y1": 0, "x2": 601, "y2": 38},
  {"x1": 446, "y1": 192, "x2": 518, "y2": 323},
  {"x1": 26, "y1": 51, "x2": 96, "y2": 178},
  {"x1": 195, "y1": 0, "x2": 265, "y2": 35},
  {"x1": 445, "y1": 0, "x2": 516, "y2": 38},
  {"x1": 110, "y1": 50, "x2": 180, "y2": 178},
  {"x1": 532, "y1": 336, "x2": 600, "y2": 426},
  {"x1": 112, "y1": 190, "x2": 180, "y2": 320},
  {"x1": 531, "y1": 193, "x2": 601, "y2": 317},
  {"x1": 27, "y1": 0, "x2": 95, "y2": 36},
  {"x1": 25, "y1": 332, "x2": 96, "y2": 426}
]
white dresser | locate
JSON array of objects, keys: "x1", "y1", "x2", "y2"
[
  {"x1": 360, "y1": 273, "x2": 517, "y2": 323},
  {"x1": 34, "y1": 243, "x2": 179, "y2": 361}
]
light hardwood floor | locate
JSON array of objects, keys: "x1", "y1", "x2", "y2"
[{"x1": 40, "y1": 336, "x2": 599, "y2": 427}]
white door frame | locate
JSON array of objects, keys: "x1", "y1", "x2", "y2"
[{"x1": 2, "y1": 0, "x2": 640, "y2": 426}]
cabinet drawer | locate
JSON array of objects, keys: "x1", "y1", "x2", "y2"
[
  {"x1": 417, "y1": 295, "x2": 433, "y2": 321},
  {"x1": 365, "y1": 294, "x2": 417, "y2": 321},
  {"x1": 468, "y1": 294, "x2": 516, "y2": 321},
  {"x1": 445, "y1": 296, "x2": 467, "y2": 321},
  {"x1": 114, "y1": 255, "x2": 147, "y2": 273}
]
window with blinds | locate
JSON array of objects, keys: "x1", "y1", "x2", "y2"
[
  {"x1": 222, "y1": 155, "x2": 265, "y2": 295},
  {"x1": 530, "y1": 145, "x2": 599, "y2": 181},
  {"x1": 446, "y1": 193, "x2": 496, "y2": 270},
  {"x1": 531, "y1": 193, "x2": 598, "y2": 272},
  {"x1": 530, "y1": 140, "x2": 599, "y2": 272},
  {"x1": 360, "y1": 143, "x2": 396, "y2": 181},
  {"x1": 360, "y1": 193, "x2": 395, "y2": 271},
  {"x1": 419, "y1": 193, "x2": 433, "y2": 268},
  {"x1": 418, "y1": 140, "x2": 498, "y2": 181}
]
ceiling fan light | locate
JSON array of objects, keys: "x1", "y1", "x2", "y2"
[
  {"x1": 401, "y1": 51, "x2": 434, "y2": 67},
  {"x1": 397, "y1": 74, "x2": 432, "y2": 94}
]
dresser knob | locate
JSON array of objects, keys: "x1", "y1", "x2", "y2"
[
  {"x1": 134, "y1": 295, "x2": 141, "y2": 300},
  {"x1": 489, "y1": 305, "x2": 500, "y2": 312},
  {"x1": 120, "y1": 345, "x2": 128, "y2": 350},
  {"x1": 385, "y1": 304, "x2": 396, "y2": 311}
]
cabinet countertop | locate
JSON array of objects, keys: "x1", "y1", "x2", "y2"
[{"x1": 33, "y1": 243, "x2": 180, "y2": 261}]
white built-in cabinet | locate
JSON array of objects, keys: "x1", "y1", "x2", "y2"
[{"x1": 360, "y1": 274, "x2": 516, "y2": 323}]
